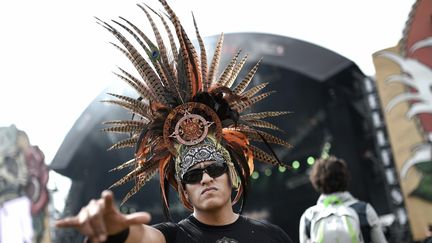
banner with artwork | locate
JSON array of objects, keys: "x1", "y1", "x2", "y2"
[{"x1": 372, "y1": 0, "x2": 432, "y2": 240}]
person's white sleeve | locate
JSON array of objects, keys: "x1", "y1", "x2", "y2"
[
  {"x1": 366, "y1": 203, "x2": 388, "y2": 243},
  {"x1": 299, "y1": 211, "x2": 310, "y2": 243}
]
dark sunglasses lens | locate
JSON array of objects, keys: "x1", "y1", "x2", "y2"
[
  {"x1": 206, "y1": 163, "x2": 227, "y2": 177},
  {"x1": 183, "y1": 170, "x2": 203, "y2": 184},
  {"x1": 182, "y1": 163, "x2": 227, "y2": 184}
]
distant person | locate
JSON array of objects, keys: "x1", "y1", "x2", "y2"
[{"x1": 299, "y1": 155, "x2": 388, "y2": 243}]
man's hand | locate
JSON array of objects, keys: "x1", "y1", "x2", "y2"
[{"x1": 56, "y1": 190, "x2": 151, "y2": 243}]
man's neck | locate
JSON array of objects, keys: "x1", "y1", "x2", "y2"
[{"x1": 192, "y1": 206, "x2": 239, "y2": 226}]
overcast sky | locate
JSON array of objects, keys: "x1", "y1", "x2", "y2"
[{"x1": 0, "y1": 0, "x2": 414, "y2": 166}]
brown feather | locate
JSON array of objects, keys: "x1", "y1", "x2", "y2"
[
  {"x1": 233, "y1": 91, "x2": 275, "y2": 112},
  {"x1": 192, "y1": 12, "x2": 208, "y2": 90},
  {"x1": 233, "y1": 58, "x2": 262, "y2": 94},
  {"x1": 241, "y1": 82, "x2": 269, "y2": 98},
  {"x1": 247, "y1": 120, "x2": 285, "y2": 133},
  {"x1": 115, "y1": 67, "x2": 157, "y2": 101},
  {"x1": 217, "y1": 50, "x2": 241, "y2": 87},
  {"x1": 120, "y1": 168, "x2": 158, "y2": 205},
  {"x1": 109, "y1": 158, "x2": 137, "y2": 172},
  {"x1": 240, "y1": 111, "x2": 291, "y2": 120},
  {"x1": 225, "y1": 54, "x2": 248, "y2": 89},
  {"x1": 208, "y1": 33, "x2": 224, "y2": 86},
  {"x1": 108, "y1": 137, "x2": 138, "y2": 150},
  {"x1": 250, "y1": 145, "x2": 279, "y2": 166}
]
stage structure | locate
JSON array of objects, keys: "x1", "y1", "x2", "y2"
[{"x1": 51, "y1": 33, "x2": 407, "y2": 242}]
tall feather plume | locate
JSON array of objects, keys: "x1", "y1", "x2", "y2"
[
  {"x1": 246, "y1": 120, "x2": 286, "y2": 133},
  {"x1": 108, "y1": 158, "x2": 136, "y2": 172},
  {"x1": 114, "y1": 67, "x2": 157, "y2": 101},
  {"x1": 233, "y1": 91, "x2": 275, "y2": 112},
  {"x1": 101, "y1": 99, "x2": 147, "y2": 117},
  {"x1": 108, "y1": 137, "x2": 139, "y2": 150},
  {"x1": 241, "y1": 82, "x2": 269, "y2": 98},
  {"x1": 217, "y1": 50, "x2": 241, "y2": 87},
  {"x1": 233, "y1": 58, "x2": 262, "y2": 94},
  {"x1": 137, "y1": 4, "x2": 184, "y2": 103},
  {"x1": 225, "y1": 54, "x2": 248, "y2": 89},
  {"x1": 159, "y1": 0, "x2": 202, "y2": 99},
  {"x1": 115, "y1": 17, "x2": 171, "y2": 92},
  {"x1": 97, "y1": 18, "x2": 168, "y2": 104},
  {"x1": 208, "y1": 33, "x2": 224, "y2": 86},
  {"x1": 192, "y1": 12, "x2": 208, "y2": 89},
  {"x1": 238, "y1": 128, "x2": 292, "y2": 149},
  {"x1": 250, "y1": 145, "x2": 279, "y2": 166},
  {"x1": 155, "y1": 11, "x2": 178, "y2": 64},
  {"x1": 120, "y1": 168, "x2": 159, "y2": 205},
  {"x1": 240, "y1": 111, "x2": 291, "y2": 120}
]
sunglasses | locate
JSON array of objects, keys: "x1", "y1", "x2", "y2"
[{"x1": 182, "y1": 162, "x2": 228, "y2": 184}]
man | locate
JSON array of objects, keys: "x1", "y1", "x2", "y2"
[
  {"x1": 299, "y1": 156, "x2": 387, "y2": 243},
  {"x1": 56, "y1": 0, "x2": 293, "y2": 242},
  {"x1": 57, "y1": 154, "x2": 292, "y2": 242}
]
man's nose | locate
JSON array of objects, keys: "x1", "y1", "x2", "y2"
[{"x1": 200, "y1": 171, "x2": 213, "y2": 184}]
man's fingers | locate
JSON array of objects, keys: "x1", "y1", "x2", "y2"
[
  {"x1": 88, "y1": 199, "x2": 108, "y2": 242},
  {"x1": 125, "y1": 212, "x2": 152, "y2": 225},
  {"x1": 101, "y1": 190, "x2": 115, "y2": 211},
  {"x1": 56, "y1": 217, "x2": 80, "y2": 228}
]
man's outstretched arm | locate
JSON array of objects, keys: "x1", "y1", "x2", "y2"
[{"x1": 56, "y1": 190, "x2": 165, "y2": 243}]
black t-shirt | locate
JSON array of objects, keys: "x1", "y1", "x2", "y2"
[{"x1": 153, "y1": 215, "x2": 293, "y2": 243}]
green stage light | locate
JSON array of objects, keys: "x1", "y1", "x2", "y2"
[
  {"x1": 252, "y1": 171, "x2": 260, "y2": 179},
  {"x1": 292, "y1": 160, "x2": 300, "y2": 169},
  {"x1": 278, "y1": 166, "x2": 287, "y2": 173},
  {"x1": 307, "y1": 156, "x2": 315, "y2": 165},
  {"x1": 264, "y1": 168, "x2": 272, "y2": 176}
]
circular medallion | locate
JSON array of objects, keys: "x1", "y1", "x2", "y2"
[{"x1": 163, "y1": 102, "x2": 222, "y2": 154}]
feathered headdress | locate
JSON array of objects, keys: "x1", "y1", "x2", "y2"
[{"x1": 99, "y1": 0, "x2": 291, "y2": 215}]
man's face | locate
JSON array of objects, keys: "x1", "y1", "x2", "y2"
[{"x1": 183, "y1": 161, "x2": 232, "y2": 212}]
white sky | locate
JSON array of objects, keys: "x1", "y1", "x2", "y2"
[{"x1": 0, "y1": 0, "x2": 414, "y2": 169}]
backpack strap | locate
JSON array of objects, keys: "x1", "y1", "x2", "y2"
[{"x1": 350, "y1": 201, "x2": 372, "y2": 243}]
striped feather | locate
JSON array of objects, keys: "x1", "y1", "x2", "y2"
[
  {"x1": 156, "y1": 11, "x2": 178, "y2": 63},
  {"x1": 233, "y1": 58, "x2": 262, "y2": 94},
  {"x1": 101, "y1": 100, "x2": 148, "y2": 118},
  {"x1": 240, "y1": 111, "x2": 291, "y2": 120},
  {"x1": 97, "y1": 19, "x2": 168, "y2": 104},
  {"x1": 114, "y1": 67, "x2": 157, "y2": 101},
  {"x1": 208, "y1": 33, "x2": 224, "y2": 86},
  {"x1": 233, "y1": 91, "x2": 275, "y2": 112},
  {"x1": 246, "y1": 120, "x2": 285, "y2": 133},
  {"x1": 116, "y1": 17, "x2": 173, "y2": 91},
  {"x1": 238, "y1": 127, "x2": 292, "y2": 148},
  {"x1": 241, "y1": 82, "x2": 269, "y2": 98},
  {"x1": 218, "y1": 50, "x2": 241, "y2": 87},
  {"x1": 120, "y1": 168, "x2": 158, "y2": 205},
  {"x1": 159, "y1": 0, "x2": 200, "y2": 99},
  {"x1": 109, "y1": 158, "x2": 136, "y2": 172},
  {"x1": 250, "y1": 145, "x2": 279, "y2": 166},
  {"x1": 108, "y1": 137, "x2": 138, "y2": 150},
  {"x1": 108, "y1": 164, "x2": 148, "y2": 189},
  {"x1": 101, "y1": 125, "x2": 141, "y2": 134},
  {"x1": 192, "y1": 12, "x2": 208, "y2": 90},
  {"x1": 225, "y1": 54, "x2": 248, "y2": 89},
  {"x1": 106, "y1": 93, "x2": 150, "y2": 116},
  {"x1": 103, "y1": 120, "x2": 148, "y2": 127}
]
